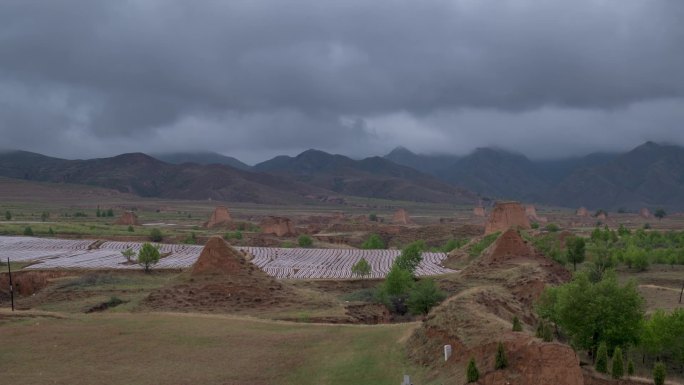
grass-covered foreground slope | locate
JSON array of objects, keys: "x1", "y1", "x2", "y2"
[{"x1": 0, "y1": 311, "x2": 436, "y2": 385}]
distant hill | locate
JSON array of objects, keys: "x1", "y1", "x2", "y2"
[
  {"x1": 383, "y1": 143, "x2": 684, "y2": 210},
  {"x1": 152, "y1": 152, "x2": 251, "y2": 170},
  {"x1": 254, "y1": 149, "x2": 477, "y2": 204},
  {"x1": 384, "y1": 146, "x2": 460, "y2": 175},
  {"x1": 549, "y1": 142, "x2": 684, "y2": 210},
  {"x1": 0, "y1": 151, "x2": 320, "y2": 204},
  {"x1": 2, "y1": 142, "x2": 682, "y2": 209}
]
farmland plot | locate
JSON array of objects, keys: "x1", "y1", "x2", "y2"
[{"x1": 0, "y1": 236, "x2": 456, "y2": 278}]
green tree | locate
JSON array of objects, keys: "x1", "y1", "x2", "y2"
[
  {"x1": 595, "y1": 342, "x2": 608, "y2": 373},
  {"x1": 121, "y1": 247, "x2": 135, "y2": 262},
  {"x1": 137, "y1": 243, "x2": 160, "y2": 273},
  {"x1": 298, "y1": 235, "x2": 313, "y2": 247},
  {"x1": 149, "y1": 228, "x2": 163, "y2": 242},
  {"x1": 512, "y1": 316, "x2": 523, "y2": 332},
  {"x1": 377, "y1": 264, "x2": 414, "y2": 314},
  {"x1": 47, "y1": 227, "x2": 54, "y2": 236},
  {"x1": 627, "y1": 358, "x2": 635, "y2": 376},
  {"x1": 5, "y1": 210, "x2": 11, "y2": 220},
  {"x1": 466, "y1": 358, "x2": 479, "y2": 383},
  {"x1": 495, "y1": 342, "x2": 508, "y2": 369},
  {"x1": 127, "y1": 225, "x2": 134, "y2": 232},
  {"x1": 566, "y1": 236, "x2": 586, "y2": 271},
  {"x1": 106, "y1": 208, "x2": 114, "y2": 217},
  {"x1": 23, "y1": 226, "x2": 33, "y2": 236},
  {"x1": 361, "y1": 234, "x2": 385, "y2": 249},
  {"x1": 41, "y1": 211, "x2": 49, "y2": 222},
  {"x1": 394, "y1": 240, "x2": 425, "y2": 275},
  {"x1": 654, "y1": 208, "x2": 666, "y2": 220},
  {"x1": 368, "y1": 213, "x2": 378, "y2": 222},
  {"x1": 611, "y1": 346, "x2": 624, "y2": 379},
  {"x1": 96, "y1": 206, "x2": 101, "y2": 217},
  {"x1": 537, "y1": 272, "x2": 644, "y2": 355},
  {"x1": 351, "y1": 257, "x2": 371, "y2": 278},
  {"x1": 653, "y1": 362, "x2": 666, "y2": 385},
  {"x1": 407, "y1": 279, "x2": 445, "y2": 315}
]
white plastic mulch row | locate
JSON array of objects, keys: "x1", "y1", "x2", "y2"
[{"x1": 0, "y1": 236, "x2": 456, "y2": 279}]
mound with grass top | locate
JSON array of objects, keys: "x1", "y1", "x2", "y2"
[{"x1": 407, "y1": 229, "x2": 577, "y2": 385}]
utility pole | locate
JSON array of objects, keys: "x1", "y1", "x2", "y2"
[
  {"x1": 7, "y1": 257, "x2": 14, "y2": 311},
  {"x1": 679, "y1": 280, "x2": 683, "y2": 304}
]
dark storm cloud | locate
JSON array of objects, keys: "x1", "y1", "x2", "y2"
[{"x1": 0, "y1": 0, "x2": 683, "y2": 163}]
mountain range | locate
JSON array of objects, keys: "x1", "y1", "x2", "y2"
[{"x1": 1, "y1": 141, "x2": 683, "y2": 210}]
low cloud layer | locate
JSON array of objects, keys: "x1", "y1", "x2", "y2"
[{"x1": 1, "y1": 0, "x2": 683, "y2": 163}]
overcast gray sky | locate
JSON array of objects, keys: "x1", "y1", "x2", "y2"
[{"x1": 1, "y1": 0, "x2": 683, "y2": 164}]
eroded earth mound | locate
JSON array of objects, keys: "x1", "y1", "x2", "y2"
[
  {"x1": 260, "y1": 216, "x2": 296, "y2": 237},
  {"x1": 144, "y1": 236, "x2": 297, "y2": 313},
  {"x1": 484, "y1": 201, "x2": 531, "y2": 234},
  {"x1": 204, "y1": 206, "x2": 232, "y2": 228},
  {"x1": 114, "y1": 211, "x2": 140, "y2": 226},
  {"x1": 408, "y1": 229, "x2": 575, "y2": 385}
]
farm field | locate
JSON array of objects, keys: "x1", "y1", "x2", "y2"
[
  {"x1": 0, "y1": 236, "x2": 454, "y2": 279},
  {"x1": 0, "y1": 310, "x2": 438, "y2": 385}
]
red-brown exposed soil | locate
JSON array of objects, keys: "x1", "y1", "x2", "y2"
[
  {"x1": 392, "y1": 208, "x2": 412, "y2": 225},
  {"x1": 203, "y1": 205, "x2": 232, "y2": 228},
  {"x1": 114, "y1": 211, "x2": 140, "y2": 226},
  {"x1": 473, "y1": 206, "x2": 486, "y2": 217},
  {"x1": 576, "y1": 207, "x2": 590, "y2": 217},
  {"x1": 259, "y1": 216, "x2": 296, "y2": 237},
  {"x1": 0, "y1": 271, "x2": 71, "y2": 298},
  {"x1": 485, "y1": 201, "x2": 531, "y2": 235}
]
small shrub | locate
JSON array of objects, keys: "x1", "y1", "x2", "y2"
[
  {"x1": 627, "y1": 359, "x2": 635, "y2": 376},
  {"x1": 298, "y1": 235, "x2": 313, "y2": 248},
  {"x1": 4, "y1": 211, "x2": 11, "y2": 221},
  {"x1": 224, "y1": 231, "x2": 243, "y2": 240},
  {"x1": 531, "y1": 222, "x2": 540, "y2": 229},
  {"x1": 643, "y1": 223, "x2": 651, "y2": 229},
  {"x1": 361, "y1": 234, "x2": 385, "y2": 249},
  {"x1": 121, "y1": 248, "x2": 135, "y2": 262},
  {"x1": 351, "y1": 257, "x2": 372, "y2": 278},
  {"x1": 281, "y1": 241, "x2": 295, "y2": 248},
  {"x1": 495, "y1": 342, "x2": 508, "y2": 369},
  {"x1": 633, "y1": 253, "x2": 649, "y2": 272},
  {"x1": 595, "y1": 342, "x2": 608, "y2": 374},
  {"x1": 407, "y1": 279, "x2": 446, "y2": 315},
  {"x1": 466, "y1": 358, "x2": 479, "y2": 383},
  {"x1": 653, "y1": 362, "x2": 666, "y2": 385},
  {"x1": 149, "y1": 228, "x2": 163, "y2": 242},
  {"x1": 368, "y1": 213, "x2": 378, "y2": 222},
  {"x1": 182, "y1": 232, "x2": 197, "y2": 244},
  {"x1": 512, "y1": 316, "x2": 523, "y2": 332},
  {"x1": 611, "y1": 346, "x2": 624, "y2": 379},
  {"x1": 127, "y1": 225, "x2": 134, "y2": 232},
  {"x1": 106, "y1": 208, "x2": 114, "y2": 217},
  {"x1": 48, "y1": 227, "x2": 55, "y2": 236},
  {"x1": 23, "y1": 226, "x2": 33, "y2": 236},
  {"x1": 137, "y1": 243, "x2": 160, "y2": 273},
  {"x1": 545, "y1": 223, "x2": 560, "y2": 232}
]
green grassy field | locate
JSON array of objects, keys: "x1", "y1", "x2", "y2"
[{"x1": 0, "y1": 311, "x2": 436, "y2": 385}]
